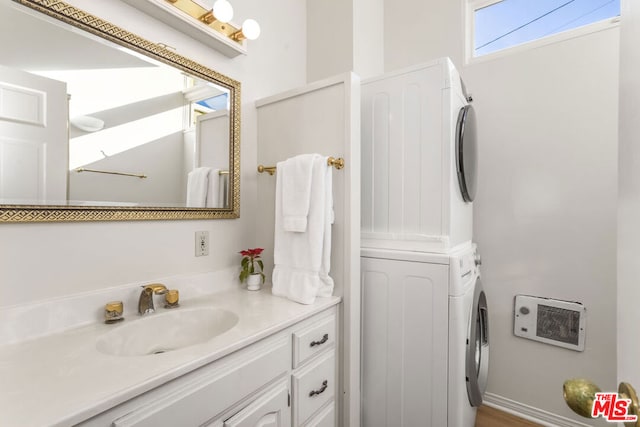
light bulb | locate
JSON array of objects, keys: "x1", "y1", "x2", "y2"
[
  {"x1": 241, "y1": 19, "x2": 261, "y2": 40},
  {"x1": 212, "y1": 0, "x2": 233, "y2": 23}
]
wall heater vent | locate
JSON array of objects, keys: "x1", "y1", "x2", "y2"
[{"x1": 514, "y1": 295, "x2": 586, "y2": 352}]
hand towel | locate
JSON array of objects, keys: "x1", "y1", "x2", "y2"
[
  {"x1": 206, "y1": 169, "x2": 222, "y2": 208},
  {"x1": 317, "y1": 163, "x2": 334, "y2": 297},
  {"x1": 272, "y1": 155, "x2": 334, "y2": 304},
  {"x1": 186, "y1": 167, "x2": 211, "y2": 207},
  {"x1": 219, "y1": 173, "x2": 228, "y2": 208},
  {"x1": 280, "y1": 154, "x2": 317, "y2": 232}
]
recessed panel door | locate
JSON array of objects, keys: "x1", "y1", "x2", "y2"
[{"x1": 0, "y1": 65, "x2": 67, "y2": 203}]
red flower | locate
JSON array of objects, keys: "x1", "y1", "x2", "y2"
[
  {"x1": 239, "y1": 248, "x2": 266, "y2": 284},
  {"x1": 239, "y1": 248, "x2": 263, "y2": 257}
]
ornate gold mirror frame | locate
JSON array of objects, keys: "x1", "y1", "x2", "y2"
[{"x1": 1, "y1": 0, "x2": 240, "y2": 222}]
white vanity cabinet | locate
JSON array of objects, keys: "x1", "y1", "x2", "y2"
[{"x1": 76, "y1": 306, "x2": 337, "y2": 427}]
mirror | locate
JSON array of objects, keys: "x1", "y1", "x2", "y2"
[{"x1": 0, "y1": 0, "x2": 240, "y2": 222}]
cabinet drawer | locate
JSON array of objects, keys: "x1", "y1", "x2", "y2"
[
  {"x1": 293, "y1": 350, "x2": 335, "y2": 425},
  {"x1": 293, "y1": 314, "x2": 335, "y2": 368},
  {"x1": 303, "y1": 401, "x2": 335, "y2": 427},
  {"x1": 112, "y1": 337, "x2": 290, "y2": 427}
]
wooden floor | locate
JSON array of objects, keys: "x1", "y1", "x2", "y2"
[{"x1": 475, "y1": 405, "x2": 543, "y2": 427}]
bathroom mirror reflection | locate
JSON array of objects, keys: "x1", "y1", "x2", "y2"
[{"x1": 0, "y1": 0, "x2": 240, "y2": 222}]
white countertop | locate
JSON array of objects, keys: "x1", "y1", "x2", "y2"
[{"x1": 0, "y1": 287, "x2": 340, "y2": 427}]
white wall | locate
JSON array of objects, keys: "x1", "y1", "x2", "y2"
[
  {"x1": 384, "y1": 0, "x2": 463, "y2": 71},
  {"x1": 306, "y1": 0, "x2": 383, "y2": 82},
  {"x1": 353, "y1": 0, "x2": 384, "y2": 80},
  {"x1": 386, "y1": 2, "x2": 619, "y2": 423},
  {"x1": 617, "y1": 0, "x2": 640, "y2": 389},
  {"x1": 256, "y1": 74, "x2": 361, "y2": 427},
  {"x1": 69, "y1": 133, "x2": 184, "y2": 204},
  {"x1": 0, "y1": 0, "x2": 307, "y2": 308},
  {"x1": 307, "y1": 0, "x2": 352, "y2": 82},
  {"x1": 465, "y1": 30, "x2": 619, "y2": 423}
]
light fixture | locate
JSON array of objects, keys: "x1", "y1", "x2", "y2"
[
  {"x1": 212, "y1": 0, "x2": 233, "y2": 22},
  {"x1": 230, "y1": 19, "x2": 261, "y2": 42},
  {"x1": 164, "y1": 0, "x2": 260, "y2": 45},
  {"x1": 200, "y1": 0, "x2": 233, "y2": 24},
  {"x1": 70, "y1": 115, "x2": 105, "y2": 132}
]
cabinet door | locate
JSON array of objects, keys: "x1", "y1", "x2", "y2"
[
  {"x1": 303, "y1": 401, "x2": 334, "y2": 427},
  {"x1": 361, "y1": 256, "x2": 449, "y2": 427},
  {"x1": 224, "y1": 381, "x2": 290, "y2": 427}
]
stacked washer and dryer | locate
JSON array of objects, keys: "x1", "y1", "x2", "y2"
[{"x1": 361, "y1": 58, "x2": 489, "y2": 427}]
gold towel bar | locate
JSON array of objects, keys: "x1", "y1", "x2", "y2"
[
  {"x1": 75, "y1": 168, "x2": 147, "y2": 179},
  {"x1": 219, "y1": 170, "x2": 229, "y2": 175},
  {"x1": 257, "y1": 156, "x2": 345, "y2": 176}
]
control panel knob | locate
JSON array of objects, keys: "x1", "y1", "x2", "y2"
[{"x1": 474, "y1": 253, "x2": 482, "y2": 266}]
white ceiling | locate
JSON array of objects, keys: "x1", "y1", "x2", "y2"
[{"x1": 0, "y1": 1, "x2": 154, "y2": 71}]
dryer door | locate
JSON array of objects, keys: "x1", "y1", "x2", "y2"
[
  {"x1": 466, "y1": 278, "x2": 489, "y2": 407},
  {"x1": 455, "y1": 104, "x2": 478, "y2": 203}
]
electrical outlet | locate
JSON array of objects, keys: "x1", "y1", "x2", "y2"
[{"x1": 195, "y1": 231, "x2": 209, "y2": 257}]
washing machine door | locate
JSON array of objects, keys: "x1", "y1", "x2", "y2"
[
  {"x1": 466, "y1": 277, "x2": 489, "y2": 407},
  {"x1": 455, "y1": 104, "x2": 478, "y2": 203}
]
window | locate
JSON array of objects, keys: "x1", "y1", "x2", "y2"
[{"x1": 470, "y1": 0, "x2": 620, "y2": 58}]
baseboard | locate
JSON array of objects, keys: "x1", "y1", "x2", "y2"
[{"x1": 483, "y1": 392, "x2": 593, "y2": 427}]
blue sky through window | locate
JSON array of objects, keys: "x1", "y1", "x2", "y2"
[
  {"x1": 474, "y1": 0, "x2": 620, "y2": 56},
  {"x1": 196, "y1": 93, "x2": 228, "y2": 111}
]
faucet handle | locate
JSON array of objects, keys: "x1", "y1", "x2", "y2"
[
  {"x1": 104, "y1": 301, "x2": 124, "y2": 324},
  {"x1": 142, "y1": 283, "x2": 168, "y2": 294},
  {"x1": 165, "y1": 289, "x2": 180, "y2": 309}
]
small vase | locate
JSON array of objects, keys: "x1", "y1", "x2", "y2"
[{"x1": 246, "y1": 273, "x2": 262, "y2": 291}]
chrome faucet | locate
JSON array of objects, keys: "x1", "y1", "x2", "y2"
[{"x1": 138, "y1": 283, "x2": 168, "y2": 315}]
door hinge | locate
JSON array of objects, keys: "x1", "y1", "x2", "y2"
[{"x1": 288, "y1": 392, "x2": 291, "y2": 407}]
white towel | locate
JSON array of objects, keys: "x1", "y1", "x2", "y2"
[
  {"x1": 280, "y1": 154, "x2": 317, "y2": 232},
  {"x1": 186, "y1": 167, "x2": 211, "y2": 207},
  {"x1": 206, "y1": 169, "x2": 222, "y2": 208},
  {"x1": 272, "y1": 155, "x2": 334, "y2": 305},
  {"x1": 219, "y1": 173, "x2": 228, "y2": 208},
  {"x1": 318, "y1": 162, "x2": 334, "y2": 297}
]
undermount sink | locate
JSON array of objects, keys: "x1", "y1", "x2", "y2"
[{"x1": 96, "y1": 307, "x2": 239, "y2": 356}]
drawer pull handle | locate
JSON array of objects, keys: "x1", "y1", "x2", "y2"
[
  {"x1": 309, "y1": 380, "x2": 328, "y2": 397},
  {"x1": 310, "y1": 334, "x2": 329, "y2": 347}
]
